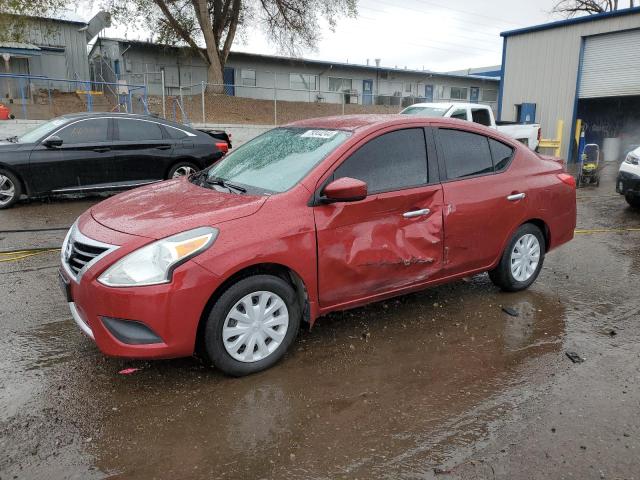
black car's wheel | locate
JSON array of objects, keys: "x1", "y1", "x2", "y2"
[
  {"x1": 489, "y1": 223, "x2": 545, "y2": 292},
  {"x1": 0, "y1": 169, "x2": 22, "y2": 209},
  {"x1": 626, "y1": 193, "x2": 640, "y2": 209},
  {"x1": 203, "y1": 275, "x2": 301, "y2": 377},
  {"x1": 168, "y1": 162, "x2": 199, "y2": 179}
]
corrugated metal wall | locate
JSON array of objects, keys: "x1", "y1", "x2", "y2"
[
  {"x1": 500, "y1": 13, "x2": 640, "y2": 159},
  {"x1": 22, "y1": 18, "x2": 90, "y2": 80},
  {"x1": 579, "y1": 28, "x2": 640, "y2": 98}
]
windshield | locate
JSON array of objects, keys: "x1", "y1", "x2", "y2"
[
  {"x1": 17, "y1": 117, "x2": 68, "y2": 143},
  {"x1": 205, "y1": 127, "x2": 352, "y2": 193},
  {"x1": 401, "y1": 106, "x2": 450, "y2": 117}
]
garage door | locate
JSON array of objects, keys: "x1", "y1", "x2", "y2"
[{"x1": 579, "y1": 28, "x2": 640, "y2": 99}]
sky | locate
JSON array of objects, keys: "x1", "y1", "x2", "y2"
[{"x1": 86, "y1": 0, "x2": 565, "y2": 73}]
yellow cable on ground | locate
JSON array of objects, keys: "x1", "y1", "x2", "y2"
[
  {"x1": 575, "y1": 227, "x2": 640, "y2": 234},
  {"x1": 0, "y1": 249, "x2": 60, "y2": 263}
]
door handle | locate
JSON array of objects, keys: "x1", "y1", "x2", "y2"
[
  {"x1": 403, "y1": 208, "x2": 430, "y2": 218},
  {"x1": 507, "y1": 193, "x2": 526, "y2": 201},
  {"x1": 156, "y1": 145, "x2": 171, "y2": 150},
  {"x1": 93, "y1": 147, "x2": 110, "y2": 153}
]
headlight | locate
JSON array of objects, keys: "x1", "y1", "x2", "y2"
[
  {"x1": 98, "y1": 227, "x2": 218, "y2": 287},
  {"x1": 625, "y1": 152, "x2": 639, "y2": 165}
]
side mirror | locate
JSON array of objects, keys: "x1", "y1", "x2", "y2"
[
  {"x1": 322, "y1": 177, "x2": 367, "y2": 203},
  {"x1": 43, "y1": 135, "x2": 63, "y2": 148}
]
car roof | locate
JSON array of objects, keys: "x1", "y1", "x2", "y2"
[
  {"x1": 284, "y1": 114, "x2": 476, "y2": 132},
  {"x1": 62, "y1": 112, "x2": 162, "y2": 120},
  {"x1": 405, "y1": 102, "x2": 486, "y2": 110}
]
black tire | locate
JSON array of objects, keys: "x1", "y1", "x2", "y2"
[
  {"x1": 203, "y1": 275, "x2": 301, "y2": 377},
  {"x1": 167, "y1": 161, "x2": 199, "y2": 179},
  {"x1": 0, "y1": 169, "x2": 22, "y2": 209},
  {"x1": 626, "y1": 194, "x2": 640, "y2": 209},
  {"x1": 489, "y1": 223, "x2": 545, "y2": 292}
]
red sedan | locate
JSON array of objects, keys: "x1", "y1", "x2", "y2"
[{"x1": 59, "y1": 115, "x2": 576, "y2": 376}]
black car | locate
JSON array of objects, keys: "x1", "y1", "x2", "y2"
[{"x1": 0, "y1": 112, "x2": 227, "y2": 209}]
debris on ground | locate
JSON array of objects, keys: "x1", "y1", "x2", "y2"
[
  {"x1": 502, "y1": 306, "x2": 519, "y2": 317},
  {"x1": 565, "y1": 352, "x2": 585, "y2": 364},
  {"x1": 434, "y1": 467, "x2": 452, "y2": 475},
  {"x1": 118, "y1": 368, "x2": 140, "y2": 375}
]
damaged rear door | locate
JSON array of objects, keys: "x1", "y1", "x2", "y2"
[{"x1": 314, "y1": 127, "x2": 444, "y2": 307}]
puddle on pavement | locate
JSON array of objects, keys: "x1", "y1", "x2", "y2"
[{"x1": 18, "y1": 276, "x2": 566, "y2": 479}]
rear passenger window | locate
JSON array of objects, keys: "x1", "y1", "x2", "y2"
[
  {"x1": 439, "y1": 129, "x2": 493, "y2": 180},
  {"x1": 489, "y1": 138, "x2": 514, "y2": 171},
  {"x1": 165, "y1": 126, "x2": 188, "y2": 139},
  {"x1": 334, "y1": 128, "x2": 428, "y2": 193},
  {"x1": 471, "y1": 108, "x2": 492, "y2": 127},
  {"x1": 116, "y1": 119, "x2": 164, "y2": 141}
]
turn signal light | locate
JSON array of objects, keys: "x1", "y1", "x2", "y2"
[{"x1": 557, "y1": 173, "x2": 576, "y2": 188}]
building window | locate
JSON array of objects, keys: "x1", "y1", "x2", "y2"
[
  {"x1": 328, "y1": 77, "x2": 353, "y2": 92},
  {"x1": 240, "y1": 69, "x2": 256, "y2": 87},
  {"x1": 482, "y1": 89, "x2": 497, "y2": 102},
  {"x1": 289, "y1": 73, "x2": 318, "y2": 90},
  {"x1": 450, "y1": 87, "x2": 468, "y2": 100},
  {"x1": 404, "y1": 82, "x2": 412, "y2": 93}
]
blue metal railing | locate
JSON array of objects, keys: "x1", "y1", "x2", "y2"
[{"x1": 0, "y1": 73, "x2": 148, "y2": 119}]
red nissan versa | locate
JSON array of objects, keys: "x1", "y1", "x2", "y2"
[{"x1": 59, "y1": 115, "x2": 576, "y2": 376}]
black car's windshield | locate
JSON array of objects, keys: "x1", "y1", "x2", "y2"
[
  {"x1": 204, "y1": 127, "x2": 351, "y2": 193},
  {"x1": 401, "y1": 106, "x2": 450, "y2": 117},
  {"x1": 17, "y1": 117, "x2": 68, "y2": 143}
]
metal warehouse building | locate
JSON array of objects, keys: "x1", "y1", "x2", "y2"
[
  {"x1": 498, "y1": 7, "x2": 640, "y2": 161},
  {"x1": 89, "y1": 38, "x2": 500, "y2": 110}
]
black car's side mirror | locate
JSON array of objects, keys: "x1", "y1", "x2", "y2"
[{"x1": 43, "y1": 136, "x2": 63, "y2": 148}]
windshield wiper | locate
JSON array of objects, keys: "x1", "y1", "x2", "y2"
[{"x1": 206, "y1": 175, "x2": 247, "y2": 194}]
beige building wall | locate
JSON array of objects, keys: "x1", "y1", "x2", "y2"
[{"x1": 500, "y1": 12, "x2": 640, "y2": 159}]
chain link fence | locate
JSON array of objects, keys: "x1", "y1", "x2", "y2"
[
  {"x1": 0, "y1": 74, "x2": 148, "y2": 120},
  {"x1": 171, "y1": 82, "x2": 419, "y2": 126}
]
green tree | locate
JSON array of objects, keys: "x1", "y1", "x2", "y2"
[
  {"x1": 105, "y1": 0, "x2": 357, "y2": 90},
  {"x1": 0, "y1": 0, "x2": 76, "y2": 41},
  {"x1": 552, "y1": 0, "x2": 636, "y2": 17}
]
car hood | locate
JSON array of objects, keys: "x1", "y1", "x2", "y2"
[{"x1": 90, "y1": 178, "x2": 269, "y2": 239}]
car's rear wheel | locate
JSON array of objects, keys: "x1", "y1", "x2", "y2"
[
  {"x1": 0, "y1": 169, "x2": 22, "y2": 209},
  {"x1": 489, "y1": 223, "x2": 545, "y2": 292},
  {"x1": 203, "y1": 275, "x2": 301, "y2": 376},
  {"x1": 625, "y1": 193, "x2": 640, "y2": 209},
  {"x1": 168, "y1": 162, "x2": 198, "y2": 179}
]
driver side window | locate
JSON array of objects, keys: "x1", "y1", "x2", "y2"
[
  {"x1": 57, "y1": 119, "x2": 110, "y2": 144},
  {"x1": 333, "y1": 128, "x2": 428, "y2": 194}
]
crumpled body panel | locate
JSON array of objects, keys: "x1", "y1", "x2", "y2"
[{"x1": 315, "y1": 184, "x2": 444, "y2": 307}]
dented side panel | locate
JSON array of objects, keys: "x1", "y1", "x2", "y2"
[{"x1": 315, "y1": 185, "x2": 444, "y2": 307}]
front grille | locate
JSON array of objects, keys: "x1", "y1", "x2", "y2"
[{"x1": 67, "y1": 241, "x2": 108, "y2": 276}]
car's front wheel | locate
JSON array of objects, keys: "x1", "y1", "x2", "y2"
[
  {"x1": 625, "y1": 193, "x2": 640, "y2": 209},
  {"x1": 203, "y1": 275, "x2": 301, "y2": 376},
  {"x1": 489, "y1": 223, "x2": 545, "y2": 292},
  {"x1": 168, "y1": 162, "x2": 198, "y2": 179},
  {"x1": 0, "y1": 169, "x2": 22, "y2": 209}
]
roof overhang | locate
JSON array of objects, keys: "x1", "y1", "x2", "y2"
[
  {"x1": 0, "y1": 43, "x2": 41, "y2": 57},
  {"x1": 501, "y1": 6, "x2": 640, "y2": 37}
]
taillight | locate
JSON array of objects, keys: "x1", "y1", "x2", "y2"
[
  {"x1": 557, "y1": 173, "x2": 576, "y2": 188},
  {"x1": 537, "y1": 127, "x2": 542, "y2": 142},
  {"x1": 215, "y1": 142, "x2": 229, "y2": 154}
]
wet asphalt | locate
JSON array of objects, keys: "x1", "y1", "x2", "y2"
[{"x1": 1, "y1": 163, "x2": 639, "y2": 480}]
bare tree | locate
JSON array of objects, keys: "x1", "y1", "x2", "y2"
[
  {"x1": 106, "y1": 0, "x2": 357, "y2": 90},
  {"x1": 552, "y1": 0, "x2": 636, "y2": 17}
]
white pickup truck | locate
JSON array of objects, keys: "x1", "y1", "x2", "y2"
[{"x1": 400, "y1": 102, "x2": 541, "y2": 151}]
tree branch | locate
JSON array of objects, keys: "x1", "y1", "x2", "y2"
[{"x1": 153, "y1": 0, "x2": 209, "y2": 63}]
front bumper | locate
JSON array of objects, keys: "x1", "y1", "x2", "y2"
[
  {"x1": 616, "y1": 171, "x2": 640, "y2": 196},
  {"x1": 60, "y1": 217, "x2": 222, "y2": 359}
]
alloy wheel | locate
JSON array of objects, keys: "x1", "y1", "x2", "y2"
[
  {"x1": 172, "y1": 166, "x2": 196, "y2": 178},
  {"x1": 0, "y1": 174, "x2": 16, "y2": 207},
  {"x1": 510, "y1": 233, "x2": 541, "y2": 282},
  {"x1": 222, "y1": 291, "x2": 290, "y2": 363}
]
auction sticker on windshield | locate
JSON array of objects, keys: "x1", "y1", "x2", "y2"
[{"x1": 300, "y1": 130, "x2": 339, "y2": 139}]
